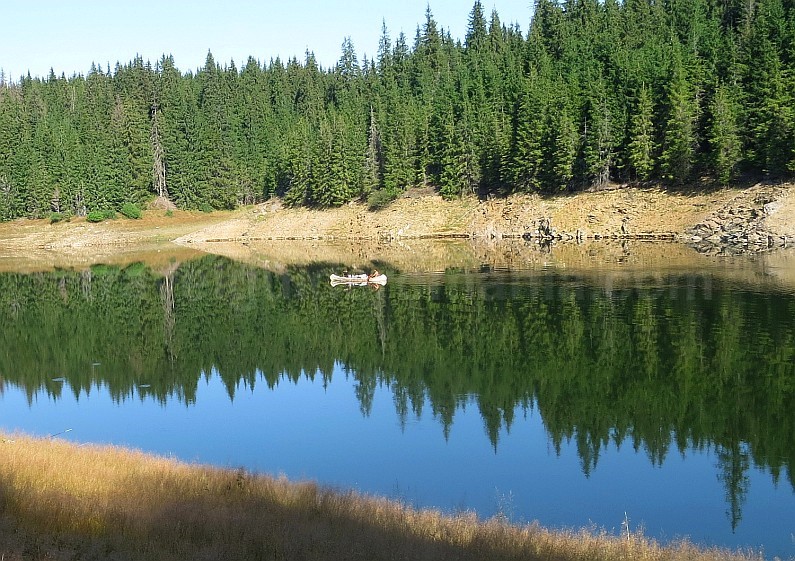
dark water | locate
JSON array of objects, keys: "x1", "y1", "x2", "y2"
[{"x1": 0, "y1": 255, "x2": 793, "y2": 558}]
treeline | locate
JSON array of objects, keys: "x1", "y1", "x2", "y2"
[{"x1": 1, "y1": 0, "x2": 794, "y2": 218}]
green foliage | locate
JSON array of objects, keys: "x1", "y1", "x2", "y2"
[
  {"x1": 86, "y1": 210, "x2": 106, "y2": 223},
  {"x1": 627, "y1": 85, "x2": 656, "y2": 181},
  {"x1": 120, "y1": 202, "x2": 142, "y2": 219},
  {"x1": 580, "y1": 83, "x2": 616, "y2": 189},
  {"x1": 546, "y1": 102, "x2": 578, "y2": 191},
  {"x1": 199, "y1": 202, "x2": 214, "y2": 213},
  {"x1": 0, "y1": 0, "x2": 793, "y2": 220},
  {"x1": 49, "y1": 211, "x2": 71, "y2": 224},
  {"x1": 709, "y1": 84, "x2": 742, "y2": 184},
  {"x1": 367, "y1": 189, "x2": 397, "y2": 210},
  {"x1": 660, "y1": 58, "x2": 698, "y2": 184},
  {"x1": 508, "y1": 77, "x2": 547, "y2": 192}
]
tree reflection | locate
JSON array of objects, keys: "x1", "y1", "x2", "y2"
[{"x1": 0, "y1": 255, "x2": 793, "y2": 525}]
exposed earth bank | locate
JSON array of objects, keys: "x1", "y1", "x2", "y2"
[
  {"x1": 1, "y1": 183, "x2": 794, "y2": 272},
  {"x1": 174, "y1": 183, "x2": 795, "y2": 253}
]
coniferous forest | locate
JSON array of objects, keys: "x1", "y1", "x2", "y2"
[{"x1": 0, "y1": 0, "x2": 794, "y2": 220}]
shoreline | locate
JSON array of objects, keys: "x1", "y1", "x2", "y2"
[
  {"x1": 173, "y1": 183, "x2": 795, "y2": 252},
  {"x1": 0, "y1": 184, "x2": 795, "y2": 257},
  {"x1": 0, "y1": 184, "x2": 793, "y2": 281}
]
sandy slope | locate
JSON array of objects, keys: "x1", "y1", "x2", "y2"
[
  {"x1": 173, "y1": 183, "x2": 795, "y2": 244},
  {"x1": 0, "y1": 183, "x2": 793, "y2": 274}
]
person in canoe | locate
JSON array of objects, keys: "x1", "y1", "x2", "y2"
[{"x1": 369, "y1": 269, "x2": 380, "y2": 280}]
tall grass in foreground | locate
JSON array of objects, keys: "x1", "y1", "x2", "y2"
[{"x1": 0, "y1": 432, "x2": 766, "y2": 561}]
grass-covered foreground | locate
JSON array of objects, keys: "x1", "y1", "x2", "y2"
[{"x1": 0, "y1": 433, "x2": 765, "y2": 561}]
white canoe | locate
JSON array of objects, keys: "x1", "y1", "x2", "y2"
[{"x1": 330, "y1": 273, "x2": 387, "y2": 286}]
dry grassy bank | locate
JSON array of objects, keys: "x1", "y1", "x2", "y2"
[
  {"x1": 0, "y1": 433, "x2": 765, "y2": 561},
  {"x1": 1, "y1": 183, "x2": 794, "y2": 273}
]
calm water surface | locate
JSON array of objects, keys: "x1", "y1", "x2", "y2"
[{"x1": 0, "y1": 255, "x2": 793, "y2": 558}]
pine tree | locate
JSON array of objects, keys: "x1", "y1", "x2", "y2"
[
  {"x1": 0, "y1": 85, "x2": 23, "y2": 219},
  {"x1": 627, "y1": 84, "x2": 656, "y2": 181},
  {"x1": 439, "y1": 115, "x2": 467, "y2": 199},
  {"x1": 337, "y1": 37, "x2": 360, "y2": 81},
  {"x1": 155, "y1": 54, "x2": 196, "y2": 208},
  {"x1": 508, "y1": 76, "x2": 546, "y2": 191},
  {"x1": 547, "y1": 105, "x2": 578, "y2": 191},
  {"x1": 708, "y1": 83, "x2": 742, "y2": 184},
  {"x1": 377, "y1": 21, "x2": 393, "y2": 80},
  {"x1": 465, "y1": 1, "x2": 488, "y2": 54},
  {"x1": 364, "y1": 105, "x2": 383, "y2": 194},
  {"x1": 150, "y1": 100, "x2": 168, "y2": 200},
  {"x1": 746, "y1": 47, "x2": 793, "y2": 175},
  {"x1": 660, "y1": 57, "x2": 698, "y2": 184},
  {"x1": 580, "y1": 80, "x2": 616, "y2": 188}
]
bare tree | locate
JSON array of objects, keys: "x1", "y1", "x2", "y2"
[{"x1": 151, "y1": 103, "x2": 168, "y2": 199}]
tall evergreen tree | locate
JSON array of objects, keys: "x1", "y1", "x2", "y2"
[
  {"x1": 708, "y1": 83, "x2": 742, "y2": 183},
  {"x1": 627, "y1": 84, "x2": 656, "y2": 181},
  {"x1": 580, "y1": 79, "x2": 616, "y2": 188},
  {"x1": 545, "y1": 97, "x2": 579, "y2": 191},
  {"x1": 508, "y1": 75, "x2": 547, "y2": 191},
  {"x1": 660, "y1": 56, "x2": 698, "y2": 183}
]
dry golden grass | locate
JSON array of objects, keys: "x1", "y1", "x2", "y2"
[{"x1": 0, "y1": 432, "x2": 766, "y2": 561}]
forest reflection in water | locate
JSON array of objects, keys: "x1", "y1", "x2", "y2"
[{"x1": 0, "y1": 254, "x2": 793, "y2": 556}]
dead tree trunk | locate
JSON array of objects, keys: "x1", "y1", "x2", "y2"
[{"x1": 151, "y1": 103, "x2": 168, "y2": 199}]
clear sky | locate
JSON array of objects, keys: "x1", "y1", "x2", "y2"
[{"x1": 0, "y1": 0, "x2": 533, "y2": 82}]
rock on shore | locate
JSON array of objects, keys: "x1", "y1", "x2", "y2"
[{"x1": 688, "y1": 185, "x2": 795, "y2": 254}]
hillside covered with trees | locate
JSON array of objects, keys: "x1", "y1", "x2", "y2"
[{"x1": 0, "y1": 0, "x2": 793, "y2": 220}]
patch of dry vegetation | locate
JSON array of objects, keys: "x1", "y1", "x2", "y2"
[
  {"x1": 0, "y1": 433, "x2": 765, "y2": 561},
  {"x1": 0, "y1": 209, "x2": 229, "y2": 273}
]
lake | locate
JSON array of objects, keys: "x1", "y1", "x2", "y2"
[{"x1": 0, "y1": 248, "x2": 793, "y2": 558}]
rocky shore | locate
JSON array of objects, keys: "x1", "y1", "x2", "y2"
[{"x1": 687, "y1": 185, "x2": 795, "y2": 254}]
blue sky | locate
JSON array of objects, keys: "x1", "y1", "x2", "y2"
[{"x1": 1, "y1": 1, "x2": 532, "y2": 81}]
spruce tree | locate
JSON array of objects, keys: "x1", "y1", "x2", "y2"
[
  {"x1": 627, "y1": 84, "x2": 656, "y2": 181},
  {"x1": 364, "y1": 105, "x2": 384, "y2": 194},
  {"x1": 580, "y1": 79, "x2": 616, "y2": 188},
  {"x1": 660, "y1": 56, "x2": 698, "y2": 184},
  {"x1": 708, "y1": 83, "x2": 742, "y2": 184},
  {"x1": 542, "y1": 84, "x2": 578, "y2": 192},
  {"x1": 439, "y1": 115, "x2": 467, "y2": 199},
  {"x1": 508, "y1": 76, "x2": 546, "y2": 191}
]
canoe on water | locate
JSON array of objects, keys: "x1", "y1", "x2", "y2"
[{"x1": 329, "y1": 273, "x2": 388, "y2": 286}]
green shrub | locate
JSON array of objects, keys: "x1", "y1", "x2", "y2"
[
  {"x1": 120, "y1": 203, "x2": 142, "y2": 219},
  {"x1": 199, "y1": 202, "x2": 214, "y2": 213},
  {"x1": 123, "y1": 262, "x2": 147, "y2": 277},
  {"x1": 49, "y1": 211, "x2": 73, "y2": 223},
  {"x1": 86, "y1": 211, "x2": 105, "y2": 223},
  {"x1": 367, "y1": 189, "x2": 397, "y2": 211},
  {"x1": 103, "y1": 209, "x2": 117, "y2": 220},
  {"x1": 165, "y1": 210, "x2": 174, "y2": 217}
]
